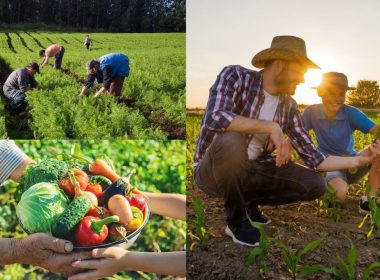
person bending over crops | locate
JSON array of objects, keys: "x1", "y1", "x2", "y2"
[
  {"x1": 2, "y1": 62, "x2": 40, "y2": 115},
  {"x1": 0, "y1": 140, "x2": 91, "y2": 276},
  {"x1": 68, "y1": 192, "x2": 186, "y2": 280},
  {"x1": 193, "y1": 35, "x2": 380, "y2": 247},
  {"x1": 78, "y1": 53, "x2": 130, "y2": 98},
  {"x1": 303, "y1": 72, "x2": 380, "y2": 212},
  {"x1": 39, "y1": 43, "x2": 65, "y2": 70},
  {"x1": 84, "y1": 35, "x2": 92, "y2": 50}
]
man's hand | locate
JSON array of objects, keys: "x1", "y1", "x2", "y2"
[
  {"x1": 14, "y1": 233, "x2": 91, "y2": 276},
  {"x1": 268, "y1": 123, "x2": 291, "y2": 167}
]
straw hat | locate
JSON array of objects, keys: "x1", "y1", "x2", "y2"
[
  {"x1": 311, "y1": 72, "x2": 356, "y2": 90},
  {"x1": 252, "y1": 35, "x2": 320, "y2": 69}
]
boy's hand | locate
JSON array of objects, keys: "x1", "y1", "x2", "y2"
[{"x1": 69, "y1": 247, "x2": 129, "y2": 280}]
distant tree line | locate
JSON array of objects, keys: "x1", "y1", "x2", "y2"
[
  {"x1": 0, "y1": 0, "x2": 185, "y2": 32},
  {"x1": 347, "y1": 80, "x2": 380, "y2": 108}
]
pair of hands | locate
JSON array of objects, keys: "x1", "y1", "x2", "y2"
[
  {"x1": 358, "y1": 140, "x2": 380, "y2": 165},
  {"x1": 15, "y1": 233, "x2": 126, "y2": 279}
]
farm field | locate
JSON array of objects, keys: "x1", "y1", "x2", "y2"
[
  {"x1": 187, "y1": 112, "x2": 380, "y2": 279},
  {"x1": 0, "y1": 31, "x2": 185, "y2": 139},
  {"x1": 0, "y1": 140, "x2": 186, "y2": 279}
]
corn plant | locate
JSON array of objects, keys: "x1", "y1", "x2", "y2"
[
  {"x1": 244, "y1": 214, "x2": 270, "y2": 277},
  {"x1": 188, "y1": 196, "x2": 209, "y2": 250},
  {"x1": 315, "y1": 184, "x2": 341, "y2": 222},
  {"x1": 273, "y1": 238, "x2": 325, "y2": 279},
  {"x1": 358, "y1": 196, "x2": 380, "y2": 238},
  {"x1": 324, "y1": 236, "x2": 380, "y2": 280}
]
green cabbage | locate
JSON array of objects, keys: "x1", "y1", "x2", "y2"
[{"x1": 16, "y1": 182, "x2": 69, "y2": 234}]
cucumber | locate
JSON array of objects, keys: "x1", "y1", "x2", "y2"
[
  {"x1": 90, "y1": 175, "x2": 112, "y2": 189},
  {"x1": 53, "y1": 196, "x2": 91, "y2": 239}
]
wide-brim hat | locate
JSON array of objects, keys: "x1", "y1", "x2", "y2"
[
  {"x1": 252, "y1": 35, "x2": 320, "y2": 69},
  {"x1": 311, "y1": 72, "x2": 356, "y2": 90}
]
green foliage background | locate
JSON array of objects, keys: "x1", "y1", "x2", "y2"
[{"x1": 0, "y1": 140, "x2": 186, "y2": 279}]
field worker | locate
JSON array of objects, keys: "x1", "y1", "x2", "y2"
[
  {"x1": 2, "y1": 62, "x2": 39, "y2": 115},
  {"x1": 84, "y1": 35, "x2": 91, "y2": 50},
  {"x1": 79, "y1": 53, "x2": 130, "y2": 98},
  {"x1": 193, "y1": 35, "x2": 380, "y2": 247},
  {"x1": 67, "y1": 192, "x2": 186, "y2": 279},
  {"x1": 39, "y1": 43, "x2": 65, "y2": 70},
  {"x1": 303, "y1": 72, "x2": 380, "y2": 212},
  {"x1": 0, "y1": 140, "x2": 91, "y2": 276}
]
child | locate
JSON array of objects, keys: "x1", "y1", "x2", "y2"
[
  {"x1": 303, "y1": 72, "x2": 380, "y2": 212},
  {"x1": 68, "y1": 192, "x2": 186, "y2": 279},
  {"x1": 84, "y1": 35, "x2": 91, "y2": 50}
]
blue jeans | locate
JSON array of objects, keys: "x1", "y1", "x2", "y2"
[
  {"x1": 5, "y1": 91, "x2": 27, "y2": 115},
  {"x1": 194, "y1": 132, "x2": 327, "y2": 229}
]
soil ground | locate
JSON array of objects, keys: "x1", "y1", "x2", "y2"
[{"x1": 187, "y1": 183, "x2": 380, "y2": 280}]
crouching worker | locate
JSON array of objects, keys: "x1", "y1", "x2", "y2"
[
  {"x1": 2, "y1": 63, "x2": 39, "y2": 115},
  {"x1": 39, "y1": 44, "x2": 65, "y2": 70},
  {"x1": 78, "y1": 53, "x2": 130, "y2": 98}
]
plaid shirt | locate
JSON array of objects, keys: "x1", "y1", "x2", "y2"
[{"x1": 193, "y1": 65, "x2": 326, "y2": 168}]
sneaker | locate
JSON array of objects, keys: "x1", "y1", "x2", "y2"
[
  {"x1": 225, "y1": 223, "x2": 260, "y2": 247},
  {"x1": 253, "y1": 211, "x2": 272, "y2": 225},
  {"x1": 359, "y1": 196, "x2": 380, "y2": 214}
]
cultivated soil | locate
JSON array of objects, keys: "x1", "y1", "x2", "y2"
[{"x1": 187, "y1": 183, "x2": 380, "y2": 280}]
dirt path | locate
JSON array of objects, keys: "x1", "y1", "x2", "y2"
[{"x1": 187, "y1": 184, "x2": 380, "y2": 279}]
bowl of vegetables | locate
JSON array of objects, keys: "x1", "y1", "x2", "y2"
[{"x1": 16, "y1": 157, "x2": 150, "y2": 250}]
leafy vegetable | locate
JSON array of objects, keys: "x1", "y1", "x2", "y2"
[
  {"x1": 18, "y1": 159, "x2": 69, "y2": 195},
  {"x1": 16, "y1": 182, "x2": 69, "y2": 234}
]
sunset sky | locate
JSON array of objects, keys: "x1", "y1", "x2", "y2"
[{"x1": 186, "y1": 0, "x2": 380, "y2": 108}]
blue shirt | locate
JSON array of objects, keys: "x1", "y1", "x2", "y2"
[
  {"x1": 302, "y1": 104, "x2": 375, "y2": 156},
  {"x1": 99, "y1": 53, "x2": 130, "y2": 78}
]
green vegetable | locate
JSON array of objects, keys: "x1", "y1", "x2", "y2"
[
  {"x1": 19, "y1": 159, "x2": 69, "y2": 195},
  {"x1": 53, "y1": 196, "x2": 91, "y2": 239},
  {"x1": 16, "y1": 182, "x2": 69, "y2": 234},
  {"x1": 90, "y1": 175, "x2": 112, "y2": 188}
]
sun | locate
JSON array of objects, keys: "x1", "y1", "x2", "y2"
[{"x1": 294, "y1": 69, "x2": 323, "y2": 105}]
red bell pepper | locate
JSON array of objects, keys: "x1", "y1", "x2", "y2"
[{"x1": 75, "y1": 215, "x2": 119, "y2": 246}]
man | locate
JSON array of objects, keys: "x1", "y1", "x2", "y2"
[
  {"x1": 84, "y1": 35, "x2": 91, "y2": 50},
  {"x1": 0, "y1": 140, "x2": 91, "y2": 276},
  {"x1": 78, "y1": 53, "x2": 130, "y2": 98},
  {"x1": 193, "y1": 35, "x2": 380, "y2": 247},
  {"x1": 2, "y1": 63, "x2": 39, "y2": 115},
  {"x1": 303, "y1": 72, "x2": 380, "y2": 212},
  {"x1": 39, "y1": 43, "x2": 65, "y2": 70}
]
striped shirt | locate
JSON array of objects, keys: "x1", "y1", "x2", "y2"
[
  {"x1": 0, "y1": 140, "x2": 28, "y2": 185},
  {"x1": 193, "y1": 65, "x2": 326, "y2": 169}
]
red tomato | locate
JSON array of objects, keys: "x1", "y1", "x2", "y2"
[
  {"x1": 126, "y1": 194, "x2": 146, "y2": 212},
  {"x1": 87, "y1": 206, "x2": 110, "y2": 218},
  {"x1": 59, "y1": 169, "x2": 89, "y2": 197},
  {"x1": 86, "y1": 183, "x2": 103, "y2": 198}
]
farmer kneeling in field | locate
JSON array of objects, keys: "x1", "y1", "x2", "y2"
[
  {"x1": 78, "y1": 53, "x2": 130, "y2": 98},
  {"x1": 303, "y1": 72, "x2": 380, "y2": 213},
  {"x1": 2, "y1": 62, "x2": 39, "y2": 115},
  {"x1": 39, "y1": 43, "x2": 65, "y2": 70},
  {"x1": 193, "y1": 35, "x2": 380, "y2": 247}
]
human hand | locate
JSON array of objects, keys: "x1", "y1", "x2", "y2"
[
  {"x1": 68, "y1": 247, "x2": 129, "y2": 280},
  {"x1": 359, "y1": 140, "x2": 380, "y2": 161},
  {"x1": 15, "y1": 233, "x2": 91, "y2": 276}
]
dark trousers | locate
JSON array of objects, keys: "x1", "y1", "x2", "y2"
[
  {"x1": 54, "y1": 47, "x2": 65, "y2": 69},
  {"x1": 85, "y1": 43, "x2": 90, "y2": 50},
  {"x1": 194, "y1": 132, "x2": 327, "y2": 230},
  {"x1": 109, "y1": 77, "x2": 125, "y2": 97},
  {"x1": 5, "y1": 91, "x2": 27, "y2": 115}
]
